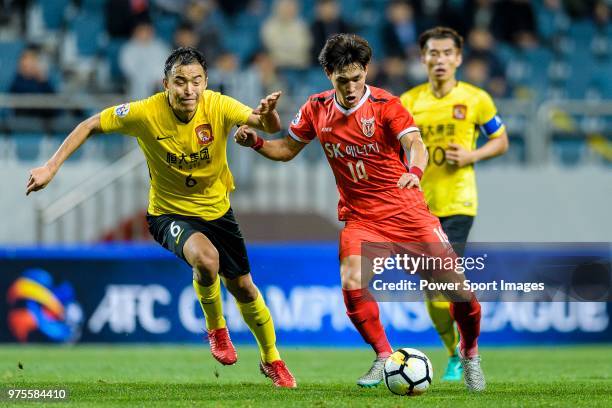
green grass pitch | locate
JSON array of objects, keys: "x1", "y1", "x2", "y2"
[{"x1": 1, "y1": 345, "x2": 611, "y2": 407}]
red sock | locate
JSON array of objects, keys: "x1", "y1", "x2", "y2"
[
  {"x1": 450, "y1": 296, "x2": 481, "y2": 358},
  {"x1": 342, "y1": 288, "x2": 392, "y2": 357}
]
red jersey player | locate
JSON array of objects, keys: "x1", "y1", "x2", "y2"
[{"x1": 235, "y1": 34, "x2": 485, "y2": 392}]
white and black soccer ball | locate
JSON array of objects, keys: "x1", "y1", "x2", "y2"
[{"x1": 383, "y1": 348, "x2": 433, "y2": 396}]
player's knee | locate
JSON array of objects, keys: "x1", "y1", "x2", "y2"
[
  {"x1": 226, "y1": 276, "x2": 258, "y2": 303},
  {"x1": 341, "y1": 268, "x2": 362, "y2": 290},
  {"x1": 190, "y1": 247, "x2": 220, "y2": 283}
]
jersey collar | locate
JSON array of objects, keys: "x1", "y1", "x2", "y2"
[{"x1": 333, "y1": 85, "x2": 371, "y2": 116}]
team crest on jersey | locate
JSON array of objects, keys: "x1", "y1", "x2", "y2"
[
  {"x1": 195, "y1": 124, "x2": 214, "y2": 146},
  {"x1": 115, "y1": 103, "x2": 130, "y2": 118},
  {"x1": 453, "y1": 104, "x2": 467, "y2": 120},
  {"x1": 360, "y1": 116, "x2": 376, "y2": 138}
]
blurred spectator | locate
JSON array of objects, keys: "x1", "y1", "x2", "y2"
[
  {"x1": 183, "y1": 0, "x2": 224, "y2": 63},
  {"x1": 0, "y1": 0, "x2": 29, "y2": 35},
  {"x1": 153, "y1": 0, "x2": 190, "y2": 16},
  {"x1": 593, "y1": 0, "x2": 610, "y2": 30},
  {"x1": 537, "y1": 0, "x2": 570, "y2": 44},
  {"x1": 493, "y1": 0, "x2": 538, "y2": 45},
  {"x1": 465, "y1": 28, "x2": 504, "y2": 79},
  {"x1": 246, "y1": 51, "x2": 287, "y2": 97},
  {"x1": 208, "y1": 52, "x2": 242, "y2": 98},
  {"x1": 563, "y1": 0, "x2": 596, "y2": 20},
  {"x1": 380, "y1": 0, "x2": 420, "y2": 58},
  {"x1": 119, "y1": 20, "x2": 170, "y2": 100},
  {"x1": 463, "y1": 56, "x2": 489, "y2": 89},
  {"x1": 217, "y1": 0, "x2": 249, "y2": 17},
  {"x1": 310, "y1": 0, "x2": 351, "y2": 65},
  {"x1": 105, "y1": 0, "x2": 150, "y2": 40},
  {"x1": 374, "y1": 56, "x2": 412, "y2": 96},
  {"x1": 9, "y1": 46, "x2": 58, "y2": 118},
  {"x1": 173, "y1": 22, "x2": 199, "y2": 49},
  {"x1": 464, "y1": 0, "x2": 496, "y2": 33},
  {"x1": 261, "y1": 0, "x2": 312, "y2": 70}
]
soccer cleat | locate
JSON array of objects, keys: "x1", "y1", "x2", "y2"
[
  {"x1": 357, "y1": 356, "x2": 386, "y2": 388},
  {"x1": 259, "y1": 360, "x2": 297, "y2": 388},
  {"x1": 207, "y1": 327, "x2": 237, "y2": 365},
  {"x1": 441, "y1": 355, "x2": 463, "y2": 381},
  {"x1": 460, "y1": 354, "x2": 486, "y2": 392}
]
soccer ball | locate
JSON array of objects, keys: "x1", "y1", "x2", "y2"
[{"x1": 383, "y1": 348, "x2": 433, "y2": 396}]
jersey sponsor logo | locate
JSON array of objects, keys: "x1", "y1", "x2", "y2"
[
  {"x1": 360, "y1": 116, "x2": 376, "y2": 138},
  {"x1": 195, "y1": 124, "x2": 214, "y2": 146},
  {"x1": 115, "y1": 103, "x2": 130, "y2": 118},
  {"x1": 156, "y1": 135, "x2": 173, "y2": 141},
  {"x1": 291, "y1": 109, "x2": 302, "y2": 126},
  {"x1": 452, "y1": 104, "x2": 467, "y2": 120}
]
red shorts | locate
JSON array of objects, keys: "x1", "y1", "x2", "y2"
[{"x1": 339, "y1": 201, "x2": 449, "y2": 260}]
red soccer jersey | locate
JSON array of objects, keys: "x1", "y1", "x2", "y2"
[{"x1": 289, "y1": 85, "x2": 426, "y2": 221}]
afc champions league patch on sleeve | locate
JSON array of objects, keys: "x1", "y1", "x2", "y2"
[
  {"x1": 114, "y1": 103, "x2": 130, "y2": 118},
  {"x1": 195, "y1": 124, "x2": 214, "y2": 146},
  {"x1": 452, "y1": 104, "x2": 467, "y2": 120},
  {"x1": 291, "y1": 109, "x2": 302, "y2": 126}
]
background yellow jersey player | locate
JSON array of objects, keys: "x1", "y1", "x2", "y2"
[
  {"x1": 400, "y1": 27, "x2": 508, "y2": 382},
  {"x1": 26, "y1": 47, "x2": 296, "y2": 388}
]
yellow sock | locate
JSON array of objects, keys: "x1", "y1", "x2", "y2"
[
  {"x1": 236, "y1": 290, "x2": 280, "y2": 363},
  {"x1": 193, "y1": 275, "x2": 226, "y2": 331},
  {"x1": 425, "y1": 299, "x2": 459, "y2": 356}
]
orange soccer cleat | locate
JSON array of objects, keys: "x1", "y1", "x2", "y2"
[
  {"x1": 259, "y1": 360, "x2": 297, "y2": 388},
  {"x1": 207, "y1": 327, "x2": 237, "y2": 365}
]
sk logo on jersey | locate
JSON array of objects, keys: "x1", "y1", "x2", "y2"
[
  {"x1": 453, "y1": 104, "x2": 467, "y2": 120},
  {"x1": 360, "y1": 117, "x2": 375, "y2": 138},
  {"x1": 195, "y1": 124, "x2": 214, "y2": 146}
]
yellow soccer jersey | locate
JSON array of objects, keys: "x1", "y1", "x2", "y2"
[
  {"x1": 400, "y1": 82, "x2": 505, "y2": 217},
  {"x1": 100, "y1": 90, "x2": 252, "y2": 219}
]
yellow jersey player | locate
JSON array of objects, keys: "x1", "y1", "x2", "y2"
[
  {"x1": 400, "y1": 27, "x2": 508, "y2": 382},
  {"x1": 26, "y1": 47, "x2": 296, "y2": 388}
]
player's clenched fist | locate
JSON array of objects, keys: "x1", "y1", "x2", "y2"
[
  {"x1": 397, "y1": 172, "x2": 421, "y2": 191},
  {"x1": 26, "y1": 165, "x2": 54, "y2": 195},
  {"x1": 234, "y1": 125, "x2": 259, "y2": 147},
  {"x1": 253, "y1": 91, "x2": 282, "y2": 115}
]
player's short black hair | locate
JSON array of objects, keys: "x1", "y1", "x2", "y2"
[
  {"x1": 318, "y1": 33, "x2": 372, "y2": 74},
  {"x1": 164, "y1": 47, "x2": 207, "y2": 78},
  {"x1": 418, "y1": 26, "x2": 464, "y2": 52}
]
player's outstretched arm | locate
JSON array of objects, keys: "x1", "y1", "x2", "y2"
[
  {"x1": 446, "y1": 130, "x2": 509, "y2": 167},
  {"x1": 26, "y1": 113, "x2": 103, "y2": 195},
  {"x1": 245, "y1": 91, "x2": 282, "y2": 134},
  {"x1": 397, "y1": 130, "x2": 428, "y2": 190},
  {"x1": 234, "y1": 125, "x2": 305, "y2": 162}
]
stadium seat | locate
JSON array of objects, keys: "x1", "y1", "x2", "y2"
[
  {"x1": 14, "y1": 133, "x2": 44, "y2": 162},
  {"x1": 71, "y1": 11, "x2": 105, "y2": 57},
  {"x1": 38, "y1": 0, "x2": 69, "y2": 31},
  {"x1": 0, "y1": 41, "x2": 25, "y2": 92},
  {"x1": 80, "y1": 0, "x2": 106, "y2": 13},
  {"x1": 152, "y1": 14, "x2": 180, "y2": 45}
]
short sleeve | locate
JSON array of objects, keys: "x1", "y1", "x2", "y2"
[
  {"x1": 288, "y1": 101, "x2": 316, "y2": 144},
  {"x1": 100, "y1": 99, "x2": 148, "y2": 137},
  {"x1": 477, "y1": 90, "x2": 505, "y2": 139},
  {"x1": 399, "y1": 90, "x2": 413, "y2": 112},
  {"x1": 385, "y1": 97, "x2": 420, "y2": 140},
  {"x1": 219, "y1": 94, "x2": 252, "y2": 128}
]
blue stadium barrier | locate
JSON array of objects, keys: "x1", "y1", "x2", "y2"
[{"x1": 1, "y1": 243, "x2": 610, "y2": 346}]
